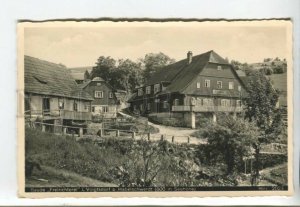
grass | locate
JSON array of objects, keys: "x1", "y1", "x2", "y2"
[{"x1": 26, "y1": 165, "x2": 117, "y2": 187}]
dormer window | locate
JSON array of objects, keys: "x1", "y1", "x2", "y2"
[
  {"x1": 154, "y1": 84, "x2": 160, "y2": 93},
  {"x1": 138, "y1": 88, "x2": 143, "y2": 96},
  {"x1": 217, "y1": 66, "x2": 222, "y2": 70}
]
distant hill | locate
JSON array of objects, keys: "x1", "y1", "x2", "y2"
[{"x1": 67, "y1": 66, "x2": 94, "y2": 81}]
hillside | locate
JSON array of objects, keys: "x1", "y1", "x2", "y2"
[{"x1": 268, "y1": 72, "x2": 287, "y2": 92}]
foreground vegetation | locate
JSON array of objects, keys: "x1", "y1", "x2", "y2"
[{"x1": 25, "y1": 127, "x2": 286, "y2": 188}]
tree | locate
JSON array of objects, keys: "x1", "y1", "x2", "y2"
[
  {"x1": 114, "y1": 59, "x2": 143, "y2": 92},
  {"x1": 201, "y1": 115, "x2": 259, "y2": 175},
  {"x1": 90, "y1": 56, "x2": 116, "y2": 81},
  {"x1": 141, "y1": 52, "x2": 175, "y2": 81},
  {"x1": 90, "y1": 56, "x2": 143, "y2": 92},
  {"x1": 260, "y1": 67, "x2": 273, "y2": 75},
  {"x1": 243, "y1": 70, "x2": 283, "y2": 177},
  {"x1": 84, "y1": 70, "x2": 90, "y2": 80}
]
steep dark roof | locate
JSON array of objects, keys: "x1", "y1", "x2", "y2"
[
  {"x1": 147, "y1": 50, "x2": 226, "y2": 86},
  {"x1": 157, "y1": 50, "x2": 229, "y2": 93},
  {"x1": 25, "y1": 56, "x2": 93, "y2": 101}
]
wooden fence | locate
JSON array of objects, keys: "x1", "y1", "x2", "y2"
[{"x1": 26, "y1": 120, "x2": 196, "y2": 145}]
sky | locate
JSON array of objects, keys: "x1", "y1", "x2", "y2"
[{"x1": 23, "y1": 21, "x2": 290, "y2": 68}]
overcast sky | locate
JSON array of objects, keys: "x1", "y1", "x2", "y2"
[{"x1": 24, "y1": 21, "x2": 289, "y2": 68}]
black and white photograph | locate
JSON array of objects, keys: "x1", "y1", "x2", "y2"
[{"x1": 17, "y1": 20, "x2": 293, "y2": 197}]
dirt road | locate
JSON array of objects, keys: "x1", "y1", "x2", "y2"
[
  {"x1": 147, "y1": 121, "x2": 206, "y2": 145},
  {"x1": 118, "y1": 111, "x2": 207, "y2": 144}
]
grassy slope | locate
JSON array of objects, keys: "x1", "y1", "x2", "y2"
[
  {"x1": 25, "y1": 128, "x2": 125, "y2": 187},
  {"x1": 260, "y1": 163, "x2": 288, "y2": 186},
  {"x1": 268, "y1": 73, "x2": 287, "y2": 92}
]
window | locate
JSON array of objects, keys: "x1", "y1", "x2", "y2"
[
  {"x1": 217, "y1": 66, "x2": 222, "y2": 70},
  {"x1": 146, "y1": 86, "x2": 151, "y2": 94},
  {"x1": 154, "y1": 84, "x2": 160, "y2": 93},
  {"x1": 103, "y1": 106, "x2": 108, "y2": 113},
  {"x1": 140, "y1": 104, "x2": 143, "y2": 111},
  {"x1": 163, "y1": 101, "x2": 168, "y2": 109},
  {"x1": 73, "y1": 101, "x2": 78, "y2": 112},
  {"x1": 174, "y1": 99, "x2": 179, "y2": 106},
  {"x1": 84, "y1": 104, "x2": 90, "y2": 111},
  {"x1": 205, "y1": 80, "x2": 210, "y2": 88},
  {"x1": 221, "y1": 99, "x2": 231, "y2": 107},
  {"x1": 138, "y1": 88, "x2": 143, "y2": 96},
  {"x1": 229, "y1": 82, "x2": 234, "y2": 90},
  {"x1": 238, "y1": 85, "x2": 242, "y2": 91},
  {"x1": 236, "y1": 100, "x2": 241, "y2": 107},
  {"x1": 147, "y1": 103, "x2": 151, "y2": 110},
  {"x1": 58, "y1": 99, "x2": 64, "y2": 110},
  {"x1": 196, "y1": 82, "x2": 201, "y2": 89},
  {"x1": 217, "y1": 81, "x2": 222, "y2": 89},
  {"x1": 42, "y1": 98, "x2": 50, "y2": 113},
  {"x1": 95, "y1": 91, "x2": 103, "y2": 98},
  {"x1": 92, "y1": 106, "x2": 95, "y2": 112},
  {"x1": 109, "y1": 92, "x2": 113, "y2": 98},
  {"x1": 96, "y1": 83, "x2": 101, "y2": 86}
]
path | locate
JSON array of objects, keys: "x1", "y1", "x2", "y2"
[
  {"x1": 118, "y1": 112, "x2": 206, "y2": 145},
  {"x1": 147, "y1": 121, "x2": 206, "y2": 145}
]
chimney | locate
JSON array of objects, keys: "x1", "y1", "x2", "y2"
[{"x1": 187, "y1": 51, "x2": 193, "y2": 64}]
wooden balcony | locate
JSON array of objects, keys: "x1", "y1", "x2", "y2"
[
  {"x1": 172, "y1": 105, "x2": 243, "y2": 113},
  {"x1": 26, "y1": 110, "x2": 92, "y2": 121}
]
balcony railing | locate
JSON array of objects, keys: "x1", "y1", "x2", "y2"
[
  {"x1": 25, "y1": 109, "x2": 92, "y2": 121},
  {"x1": 172, "y1": 105, "x2": 243, "y2": 112}
]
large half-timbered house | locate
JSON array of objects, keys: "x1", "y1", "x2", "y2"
[{"x1": 128, "y1": 50, "x2": 247, "y2": 128}]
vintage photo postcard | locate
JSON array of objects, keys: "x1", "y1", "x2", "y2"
[{"x1": 17, "y1": 20, "x2": 293, "y2": 197}]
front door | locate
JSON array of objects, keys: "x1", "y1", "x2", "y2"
[{"x1": 42, "y1": 98, "x2": 50, "y2": 115}]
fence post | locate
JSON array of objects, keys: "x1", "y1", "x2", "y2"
[
  {"x1": 42, "y1": 124, "x2": 46, "y2": 132},
  {"x1": 161, "y1": 134, "x2": 164, "y2": 141},
  {"x1": 172, "y1": 136, "x2": 175, "y2": 143},
  {"x1": 147, "y1": 133, "x2": 150, "y2": 141},
  {"x1": 187, "y1": 136, "x2": 190, "y2": 144},
  {"x1": 116, "y1": 130, "x2": 120, "y2": 137},
  {"x1": 132, "y1": 131, "x2": 135, "y2": 139},
  {"x1": 63, "y1": 127, "x2": 67, "y2": 135},
  {"x1": 79, "y1": 128, "x2": 83, "y2": 137}
]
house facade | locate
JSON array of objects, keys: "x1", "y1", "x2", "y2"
[
  {"x1": 79, "y1": 77, "x2": 119, "y2": 119},
  {"x1": 24, "y1": 56, "x2": 94, "y2": 135},
  {"x1": 128, "y1": 50, "x2": 247, "y2": 128}
]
